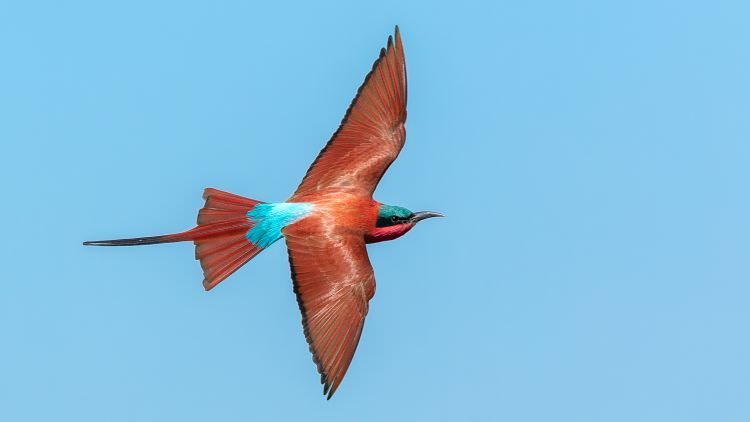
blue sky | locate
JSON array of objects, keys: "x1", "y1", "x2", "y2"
[{"x1": 2, "y1": 1, "x2": 749, "y2": 421}]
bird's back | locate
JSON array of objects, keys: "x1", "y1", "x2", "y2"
[{"x1": 287, "y1": 189, "x2": 380, "y2": 236}]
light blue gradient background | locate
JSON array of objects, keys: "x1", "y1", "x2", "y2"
[{"x1": 2, "y1": 1, "x2": 748, "y2": 421}]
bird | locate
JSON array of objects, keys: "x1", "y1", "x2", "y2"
[{"x1": 84, "y1": 26, "x2": 442, "y2": 399}]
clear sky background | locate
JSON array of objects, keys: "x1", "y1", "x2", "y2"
[{"x1": 2, "y1": 1, "x2": 749, "y2": 421}]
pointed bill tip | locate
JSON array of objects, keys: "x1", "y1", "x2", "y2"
[{"x1": 411, "y1": 211, "x2": 445, "y2": 222}]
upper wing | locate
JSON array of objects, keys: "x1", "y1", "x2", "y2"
[
  {"x1": 283, "y1": 218, "x2": 376, "y2": 399},
  {"x1": 293, "y1": 26, "x2": 407, "y2": 197}
]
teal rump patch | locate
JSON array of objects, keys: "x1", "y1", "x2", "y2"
[{"x1": 246, "y1": 202, "x2": 313, "y2": 248}]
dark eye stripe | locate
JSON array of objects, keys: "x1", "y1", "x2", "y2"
[{"x1": 376, "y1": 215, "x2": 408, "y2": 227}]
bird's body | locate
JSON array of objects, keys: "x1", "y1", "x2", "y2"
[{"x1": 85, "y1": 27, "x2": 441, "y2": 399}]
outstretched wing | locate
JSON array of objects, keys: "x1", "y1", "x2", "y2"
[
  {"x1": 293, "y1": 26, "x2": 407, "y2": 198},
  {"x1": 283, "y1": 217, "x2": 376, "y2": 399}
]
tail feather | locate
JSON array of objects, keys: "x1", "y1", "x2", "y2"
[
  {"x1": 84, "y1": 188, "x2": 266, "y2": 291},
  {"x1": 201, "y1": 245, "x2": 264, "y2": 290},
  {"x1": 83, "y1": 235, "x2": 180, "y2": 246},
  {"x1": 195, "y1": 234, "x2": 249, "y2": 260}
]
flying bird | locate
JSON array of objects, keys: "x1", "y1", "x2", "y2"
[{"x1": 84, "y1": 26, "x2": 441, "y2": 399}]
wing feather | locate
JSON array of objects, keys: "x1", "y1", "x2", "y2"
[
  {"x1": 293, "y1": 27, "x2": 407, "y2": 197},
  {"x1": 284, "y1": 218, "x2": 376, "y2": 399}
]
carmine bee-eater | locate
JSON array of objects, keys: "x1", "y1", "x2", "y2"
[{"x1": 84, "y1": 26, "x2": 441, "y2": 399}]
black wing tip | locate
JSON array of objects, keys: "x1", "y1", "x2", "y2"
[
  {"x1": 327, "y1": 384, "x2": 339, "y2": 400},
  {"x1": 390, "y1": 25, "x2": 403, "y2": 49},
  {"x1": 324, "y1": 380, "x2": 336, "y2": 400}
]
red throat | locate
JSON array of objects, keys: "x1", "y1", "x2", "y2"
[{"x1": 365, "y1": 223, "x2": 416, "y2": 244}]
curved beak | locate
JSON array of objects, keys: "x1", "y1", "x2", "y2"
[{"x1": 410, "y1": 211, "x2": 444, "y2": 223}]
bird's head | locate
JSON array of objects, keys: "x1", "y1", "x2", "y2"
[{"x1": 365, "y1": 204, "x2": 443, "y2": 243}]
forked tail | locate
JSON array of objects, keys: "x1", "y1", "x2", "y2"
[{"x1": 84, "y1": 188, "x2": 266, "y2": 291}]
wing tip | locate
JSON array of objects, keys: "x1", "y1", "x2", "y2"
[
  {"x1": 325, "y1": 379, "x2": 341, "y2": 400},
  {"x1": 323, "y1": 378, "x2": 338, "y2": 400},
  {"x1": 202, "y1": 278, "x2": 215, "y2": 291},
  {"x1": 293, "y1": 25, "x2": 407, "y2": 197}
]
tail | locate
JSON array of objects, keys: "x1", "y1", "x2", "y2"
[{"x1": 84, "y1": 188, "x2": 266, "y2": 291}]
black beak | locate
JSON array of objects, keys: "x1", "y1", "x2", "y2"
[{"x1": 410, "y1": 211, "x2": 444, "y2": 223}]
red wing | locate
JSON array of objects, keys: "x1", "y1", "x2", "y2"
[
  {"x1": 283, "y1": 218, "x2": 376, "y2": 399},
  {"x1": 293, "y1": 26, "x2": 407, "y2": 198}
]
